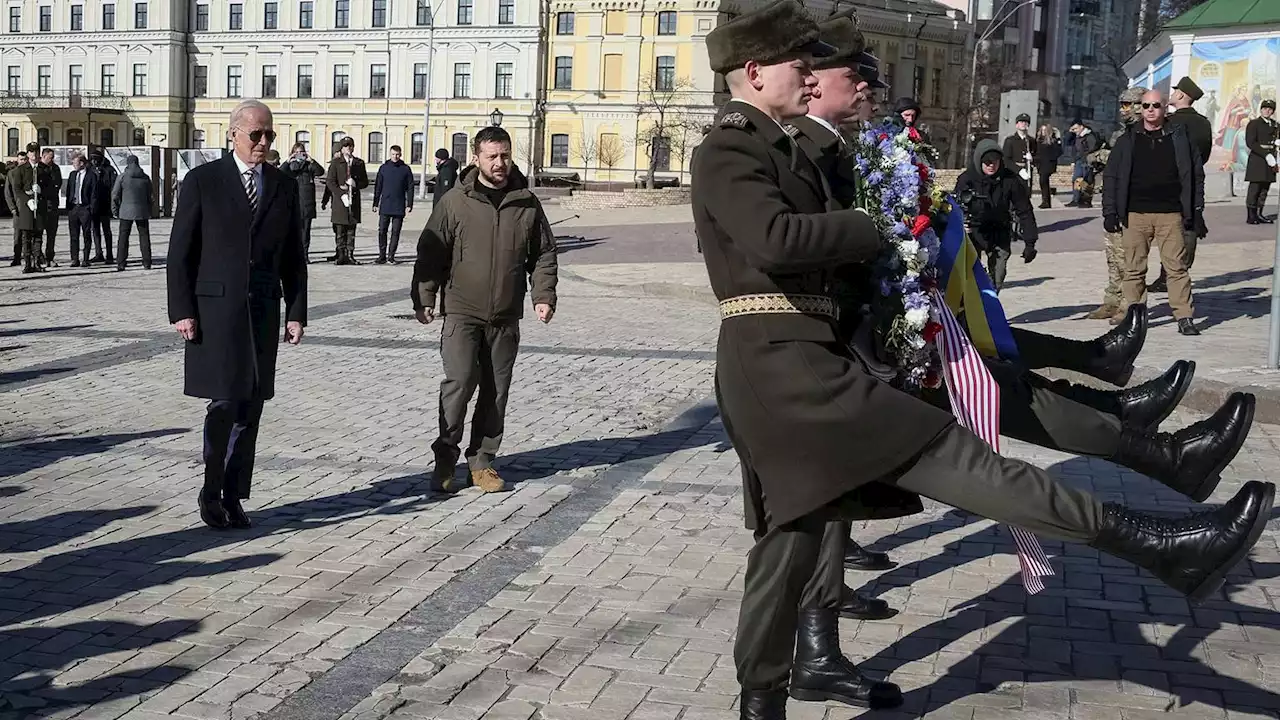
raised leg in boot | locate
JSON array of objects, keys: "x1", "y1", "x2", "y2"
[
  {"x1": 1046, "y1": 359, "x2": 1195, "y2": 430},
  {"x1": 1012, "y1": 303, "x2": 1146, "y2": 386},
  {"x1": 887, "y1": 423, "x2": 1273, "y2": 601},
  {"x1": 1110, "y1": 391, "x2": 1255, "y2": 502}
]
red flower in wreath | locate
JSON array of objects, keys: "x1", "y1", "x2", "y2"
[
  {"x1": 907, "y1": 127, "x2": 921, "y2": 142},
  {"x1": 923, "y1": 321, "x2": 943, "y2": 343},
  {"x1": 911, "y1": 214, "x2": 932, "y2": 237},
  {"x1": 917, "y1": 163, "x2": 930, "y2": 181},
  {"x1": 919, "y1": 195, "x2": 933, "y2": 214}
]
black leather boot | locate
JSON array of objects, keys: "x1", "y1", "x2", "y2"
[
  {"x1": 199, "y1": 487, "x2": 231, "y2": 530},
  {"x1": 1117, "y1": 360, "x2": 1195, "y2": 430},
  {"x1": 222, "y1": 496, "x2": 251, "y2": 529},
  {"x1": 1111, "y1": 392, "x2": 1255, "y2": 502},
  {"x1": 1247, "y1": 206, "x2": 1261, "y2": 225},
  {"x1": 739, "y1": 690, "x2": 787, "y2": 720},
  {"x1": 1089, "y1": 480, "x2": 1274, "y2": 601},
  {"x1": 837, "y1": 588, "x2": 898, "y2": 620},
  {"x1": 843, "y1": 541, "x2": 893, "y2": 571},
  {"x1": 1083, "y1": 304, "x2": 1147, "y2": 386},
  {"x1": 790, "y1": 610, "x2": 903, "y2": 709}
]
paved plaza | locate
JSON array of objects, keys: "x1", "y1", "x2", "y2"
[{"x1": 1, "y1": 205, "x2": 1278, "y2": 720}]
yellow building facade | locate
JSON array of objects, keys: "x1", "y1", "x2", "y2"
[{"x1": 541, "y1": 0, "x2": 723, "y2": 186}]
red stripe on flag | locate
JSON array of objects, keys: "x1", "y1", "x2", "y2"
[{"x1": 931, "y1": 289, "x2": 1053, "y2": 593}]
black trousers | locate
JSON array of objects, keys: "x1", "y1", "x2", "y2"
[
  {"x1": 40, "y1": 210, "x2": 59, "y2": 263},
  {"x1": 734, "y1": 423, "x2": 1101, "y2": 691},
  {"x1": 335, "y1": 224, "x2": 357, "y2": 254},
  {"x1": 117, "y1": 219, "x2": 152, "y2": 269},
  {"x1": 1011, "y1": 326, "x2": 1098, "y2": 375},
  {"x1": 68, "y1": 207, "x2": 94, "y2": 263},
  {"x1": 1247, "y1": 181, "x2": 1272, "y2": 210},
  {"x1": 92, "y1": 213, "x2": 113, "y2": 261},
  {"x1": 302, "y1": 218, "x2": 313, "y2": 257},
  {"x1": 798, "y1": 520, "x2": 849, "y2": 611},
  {"x1": 1037, "y1": 166, "x2": 1054, "y2": 205},
  {"x1": 11, "y1": 223, "x2": 19, "y2": 263},
  {"x1": 986, "y1": 245, "x2": 1012, "y2": 291},
  {"x1": 432, "y1": 314, "x2": 520, "y2": 471},
  {"x1": 378, "y1": 214, "x2": 404, "y2": 259},
  {"x1": 202, "y1": 399, "x2": 265, "y2": 500}
]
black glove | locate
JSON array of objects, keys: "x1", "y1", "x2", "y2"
[
  {"x1": 1022, "y1": 243, "x2": 1037, "y2": 264},
  {"x1": 1103, "y1": 215, "x2": 1121, "y2": 234},
  {"x1": 1196, "y1": 212, "x2": 1208, "y2": 238},
  {"x1": 1183, "y1": 214, "x2": 1196, "y2": 232}
]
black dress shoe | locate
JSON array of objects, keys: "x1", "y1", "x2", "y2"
[
  {"x1": 739, "y1": 690, "x2": 787, "y2": 720},
  {"x1": 1086, "y1": 304, "x2": 1147, "y2": 386},
  {"x1": 837, "y1": 589, "x2": 898, "y2": 620},
  {"x1": 843, "y1": 541, "x2": 894, "y2": 571},
  {"x1": 222, "y1": 498, "x2": 252, "y2": 529},
  {"x1": 199, "y1": 492, "x2": 231, "y2": 529},
  {"x1": 790, "y1": 610, "x2": 903, "y2": 709},
  {"x1": 1090, "y1": 480, "x2": 1275, "y2": 601},
  {"x1": 1112, "y1": 392, "x2": 1255, "y2": 502},
  {"x1": 1117, "y1": 360, "x2": 1195, "y2": 430},
  {"x1": 1178, "y1": 318, "x2": 1201, "y2": 336}
]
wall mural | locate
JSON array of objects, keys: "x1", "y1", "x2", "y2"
[{"x1": 1188, "y1": 38, "x2": 1280, "y2": 175}]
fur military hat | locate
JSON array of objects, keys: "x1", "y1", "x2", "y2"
[
  {"x1": 1175, "y1": 76, "x2": 1203, "y2": 102},
  {"x1": 706, "y1": 0, "x2": 835, "y2": 75},
  {"x1": 813, "y1": 9, "x2": 866, "y2": 69}
]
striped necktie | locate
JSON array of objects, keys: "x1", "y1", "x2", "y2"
[{"x1": 243, "y1": 168, "x2": 258, "y2": 216}]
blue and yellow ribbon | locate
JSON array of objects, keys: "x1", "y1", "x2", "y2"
[{"x1": 934, "y1": 197, "x2": 1020, "y2": 361}]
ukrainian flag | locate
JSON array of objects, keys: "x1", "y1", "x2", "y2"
[{"x1": 934, "y1": 196, "x2": 1020, "y2": 361}]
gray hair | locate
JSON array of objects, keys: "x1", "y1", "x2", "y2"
[{"x1": 229, "y1": 99, "x2": 273, "y2": 128}]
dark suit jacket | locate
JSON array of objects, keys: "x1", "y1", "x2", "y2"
[
  {"x1": 167, "y1": 155, "x2": 308, "y2": 401},
  {"x1": 1168, "y1": 107, "x2": 1213, "y2": 167},
  {"x1": 65, "y1": 168, "x2": 99, "y2": 211}
]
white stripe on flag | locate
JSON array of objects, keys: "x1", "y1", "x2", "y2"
[{"x1": 930, "y1": 289, "x2": 1054, "y2": 594}]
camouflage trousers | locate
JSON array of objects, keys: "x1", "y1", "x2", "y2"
[{"x1": 1102, "y1": 230, "x2": 1124, "y2": 308}]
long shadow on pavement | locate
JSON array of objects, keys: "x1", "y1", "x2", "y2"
[
  {"x1": 0, "y1": 429, "x2": 188, "y2": 479},
  {"x1": 0, "y1": 619, "x2": 199, "y2": 710},
  {"x1": 0, "y1": 506, "x2": 158, "y2": 553}
]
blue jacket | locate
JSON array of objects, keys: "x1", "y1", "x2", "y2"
[{"x1": 373, "y1": 160, "x2": 414, "y2": 216}]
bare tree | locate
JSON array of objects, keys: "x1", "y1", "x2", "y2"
[
  {"x1": 636, "y1": 72, "x2": 696, "y2": 188},
  {"x1": 517, "y1": 136, "x2": 539, "y2": 187},
  {"x1": 597, "y1": 133, "x2": 626, "y2": 176},
  {"x1": 952, "y1": 47, "x2": 1021, "y2": 168},
  {"x1": 666, "y1": 113, "x2": 706, "y2": 184},
  {"x1": 574, "y1": 133, "x2": 598, "y2": 184}
]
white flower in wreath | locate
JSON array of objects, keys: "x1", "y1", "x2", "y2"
[
  {"x1": 908, "y1": 332, "x2": 928, "y2": 350},
  {"x1": 897, "y1": 239, "x2": 921, "y2": 261},
  {"x1": 905, "y1": 305, "x2": 930, "y2": 330}
]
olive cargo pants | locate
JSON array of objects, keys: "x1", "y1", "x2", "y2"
[{"x1": 432, "y1": 314, "x2": 521, "y2": 471}]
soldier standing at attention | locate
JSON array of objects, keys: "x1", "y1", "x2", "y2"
[
  {"x1": 1086, "y1": 86, "x2": 1146, "y2": 320},
  {"x1": 1244, "y1": 98, "x2": 1277, "y2": 224},
  {"x1": 4, "y1": 148, "x2": 40, "y2": 273},
  {"x1": 1153, "y1": 76, "x2": 1214, "y2": 291},
  {"x1": 694, "y1": 3, "x2": 1272, "y2": 718}
]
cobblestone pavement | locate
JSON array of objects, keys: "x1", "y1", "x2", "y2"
[{"x1": 1, "y1": 208, "x2": 1278, "y2": 720}]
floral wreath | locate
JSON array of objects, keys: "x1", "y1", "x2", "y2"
[{"x1": 847, "y1": 119, "x2": 950, "y2": 392}]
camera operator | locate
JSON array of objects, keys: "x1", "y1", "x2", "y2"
[{"x1": 955, "y1": 139, "x2": 1039, "y2": 291}]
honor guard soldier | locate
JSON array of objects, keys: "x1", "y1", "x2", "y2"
[
  {"x1": 694, "y1": 2, "x2": 1274, "y2": 719},
  {"x1": 1245, "y1": 98, "x2": 1277, "y2": 224}
]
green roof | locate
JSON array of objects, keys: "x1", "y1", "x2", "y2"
[{"x1": 1164, "y1": 0, "x2": 1280, "y2": 30}]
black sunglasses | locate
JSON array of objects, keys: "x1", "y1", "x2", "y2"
[
  {"x1": 237, "y1": 128, "x2": 277, "y2": 144},
  {"x1": 1140, "y1": 102, "x2": 1162, "y2": 109}
]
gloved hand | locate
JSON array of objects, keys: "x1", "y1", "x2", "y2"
[
  {"x1": 1022, "y1": 243, "x2": 1038, "y2": 264},
  {"x1": 1183, "y1": 212, "x2": 1199, "y2": 232},
  {"x1": 1104, "y1": 215, "x2": 1121, "y2": 234}
]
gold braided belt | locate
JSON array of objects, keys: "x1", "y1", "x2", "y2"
[{"x1": 718, "y1": 293, "x2": 836, "y2": 320}]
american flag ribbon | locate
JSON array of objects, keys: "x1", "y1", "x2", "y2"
[{"x1": 930, "y1": 289, "x2": 1054, "y2": 594}]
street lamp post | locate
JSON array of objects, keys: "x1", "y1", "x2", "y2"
[
  {"x1": 963, "y1": 0, "x2": 1039, "y2": 155},
  {"x1": 418, "y1": 0, "x2": 445, "y2": 200},
  {"x1": 490, "y1": 108, "x2": 504, "y2": 126}
]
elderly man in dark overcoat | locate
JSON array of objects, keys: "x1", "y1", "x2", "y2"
[
  {"x1": 167, "y1": 99, "x2": 308, "y2": 530},
  {"x1": 694, "y1": 3, "x2": 1274, "y2": 719}
]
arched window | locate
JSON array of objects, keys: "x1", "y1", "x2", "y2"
[
  {"x1": 36, "y1": 128, "x2": 50, "y2": 146},
  {"x1": 451, "y1": 132, "x2": 468, "y2": 162},
  {"x1": 66, "y1": 128, "x2": 84, "y2": 145},
  {"x1": 101, "y1": 128, "x2": 115, "y2": 146},
  {"x1": 410, "y1": 132, "x2": 424, "y2": 164},
  {"x1": 331, "y1": 130, "x2": 346, "y2": 157}
]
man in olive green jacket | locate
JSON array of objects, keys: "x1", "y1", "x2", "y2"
[{"x1": 410, "y1": 126, "x2": 558, "y2": 493}]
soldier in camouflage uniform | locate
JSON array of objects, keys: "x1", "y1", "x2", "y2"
[{"x1": 1085, "y1": 85, "x2": 1148, "y2": 320}]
